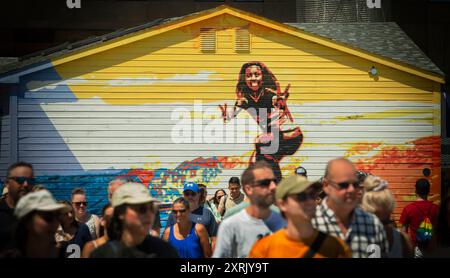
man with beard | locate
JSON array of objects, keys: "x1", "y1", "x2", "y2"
[
  {"x1": 0, "y1": 162, "x2": 35, "y2": 256},
  {"x1": 312, "y1": 158, "x2": 389, "y2": 258},
  {"x1": 213, "y1": 161, "x2": 285, "y2": 258}
]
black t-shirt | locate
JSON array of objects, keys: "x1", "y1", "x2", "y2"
[
  {"x1": 0, "y1": 198, "x2": 16, "y2": 252},
  {"x1": 90, "y1": 236, "x2": 179, "y2": 258},
  {"x1": 241, "y1": 90, "x2": 277, "y2": 131},
  {"x1": 166, "y1": 205, "x2": 218, "y2": 237},
  {"x1": 59, "y1": 222, "x2": 93, "y2": 258}
]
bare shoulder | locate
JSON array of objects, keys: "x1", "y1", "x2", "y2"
[
  {"x1": 195, "y1": 223, "x2": 207, "y2": 233},
  {"x1": 81, "y1": 241, "x2": 95, "y2": 258},
  {"x1": 84, "y1": 240, "x2": 95, "y2": 249},
  {"x1": 162, "y1": 226, "x2": 171, "y2": 240}
]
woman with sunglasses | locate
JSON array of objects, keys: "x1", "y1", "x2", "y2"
[
  {"x1": 162, "y1": 197, "x2": 211, "y2": 258},
  {"x1": 55, "y1": 200, "x2": 92, "y2": 258},
  {"x1": 71, "y1": 188, "x2": 100, "y2": 240},
  {"x1": 90, "y1": 182, "x2": 178, "y2": 258},
  {"x1": 81, "y1": 203, "x2": 113, "y2": 258},
  {"x1": 204, "y1": 189, "x2": 226, "y2": 224},
  {"x1": 12, "y1": 190, "x2": 70, "y2": 258}
]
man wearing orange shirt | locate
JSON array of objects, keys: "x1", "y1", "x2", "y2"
[{"x1": 249, "y1": 175, "x2": 352, "y2": 258}]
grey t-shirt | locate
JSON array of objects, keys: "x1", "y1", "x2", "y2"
[
  {"x1": 213, "y1": 209, "x2": 285, "y2": 258},
  {"x1": 223, "y1": 201, "x2": 280, "y2": 219}
]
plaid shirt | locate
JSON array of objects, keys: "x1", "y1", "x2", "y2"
[{"x1": 312, "y1": 199, "x2": 389, "y2": 258}]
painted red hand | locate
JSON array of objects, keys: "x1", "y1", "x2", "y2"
[
  {"x1": 218, "y1": 103, "x2": 228, "y2": 123},
  {"x1": 283, "y1": 83, "x2": 291, "y2": 99}
]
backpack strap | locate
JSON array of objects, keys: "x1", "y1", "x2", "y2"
[
  {"x1": 303, "y1": 231, "x2": 327, "y2": 258},
  {"x1": 412, "y1": 202, "x2": 433, "y2": 219}
]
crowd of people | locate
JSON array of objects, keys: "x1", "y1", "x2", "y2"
[{"x1": 0, "y1": 159, "x2": 449, "y2": 258}]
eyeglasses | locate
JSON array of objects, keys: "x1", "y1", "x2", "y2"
[
  {"x1": 291, "y1": 191, "x2": 319, "y2": 202},
  {"x1": 73, "y1": 202, "x2": 88, "y2": 207},
  {"x1": 253, "y1": 178, "x2": 278, "y2": 187},
  {"x1": 36, "y1": 211, "x2": 59, "y2": 223},
  {"x1": 184, "y1": 191, "x2": 198, "y2": 197},
  {"x1": 8, "y1": 177, "x2": 37, "y2": 186},
  {"x1": 328, "y1": 180, "x2": 360, "y2": 190},
  {"x1": 129, "y1": 203, "x2": 156, "y2": 215},
  {"x1": 172, "y1": 209, "x2": 187, "y2": 214}
]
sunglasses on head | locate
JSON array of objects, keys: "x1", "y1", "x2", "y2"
[
  {"x1": 254, "y1": 178, "x2": 278, "y2": 187},
  {"x1": 73, "y1": 201, "x2": 88, "y2": 207},
  {"x1": 36, "y1": 211, "x2": 59, "y2": 223},
  {"x1": 329, "y1": 180, "x2": 360, "y2": 190},
  {"x1": 8, "y1": 177, "x2": 37, "y2": 186},
  {"x1": 172, "y1": 209, "x2": 187, "y2": 214}
]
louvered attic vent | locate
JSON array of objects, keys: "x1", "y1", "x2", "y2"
[
  {"x1": 235, "y1": 28, "x2": 250, "y2": 53},
  {"x1": 200, "y1": 28, "x2": 216, "y2": 52}
]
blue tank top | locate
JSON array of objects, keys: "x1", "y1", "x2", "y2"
[{"x1": 168, "y1": 223, "x2": 204, "y2": 258}]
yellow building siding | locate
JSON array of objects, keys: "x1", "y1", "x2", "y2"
[{"x1": 3, "y1": 11, "x2": 440, "y2": 219}]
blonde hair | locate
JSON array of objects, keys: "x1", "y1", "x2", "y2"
[{"x1": 361, "y1": 176, "x2": 395, "y2": 214}]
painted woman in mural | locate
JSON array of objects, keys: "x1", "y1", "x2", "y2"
[{"x1": 219, "y1": 62, "x2": 303, "y2": 180}]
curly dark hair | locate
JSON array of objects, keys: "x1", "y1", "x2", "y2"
[
  {"x1": 235, "y1": 62, "x2": 279, "y2": 99},
  {"x1": 14, "y1": 213, "x2": 34, "y2": 255},
  {"x1": 107, "y1": 204, "x2": 127, "y2": 241}
]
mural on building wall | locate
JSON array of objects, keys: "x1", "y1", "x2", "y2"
[
  {"x1": 219, "y1": 61, "x2": 303, "y2": 180},
  {"x1": 0, "y1": 16, "x2": 441, "y2": 222}
]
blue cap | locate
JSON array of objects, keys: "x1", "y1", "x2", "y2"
[{"x1": 183, "y1": 182, "x2": 199, "y2": 193}]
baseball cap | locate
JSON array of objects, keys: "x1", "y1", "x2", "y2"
[
  {"x1": 14, "y1": 190, "x2": 71, "y2": 219},
  {"x1": 276, "y1": 175, "x2": 320, "y2": 200},
  {"x1": 183, "y1": 181, "x2": 199, "y2": 193},
  {"x1": 111, "y1": 182, "x2": 156, "y2": 208},
  {"x1": 295, "y1": 166, "x2": 307, "y2": 177}
]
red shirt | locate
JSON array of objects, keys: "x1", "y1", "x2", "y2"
[{"x1": 399, "y1": 200, "x2": 439, "y2": 246}]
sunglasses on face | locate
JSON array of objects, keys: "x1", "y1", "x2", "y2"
[
  {"x1": 184, "y1": 191, "x2": 197, "y2": 197},
  {"x1": 292, "y1": 191, "x2": 319, "y2": 202},
  {"x1": 36, "y1": 211, "x2": 59, "y2": 223},
  {"x1": 172, "y1": 209, "x2": 187, "y2": 214},
  {"x1": 329, "y1": 180, "x2": 360, "y2": 190},
  {"x1": 8, "y1": 177, "x2": 37, "y2": 186},
  {"x1": 73, "y1": 202, "x2": 88, "y2": 207},
  {"x1": 253, "y1": 178, "x2": 278, "y2": 188},
  {"x1": 129, "y1": 203, "x2": 155, "y2": 215}
]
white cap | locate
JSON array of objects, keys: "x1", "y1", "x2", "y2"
[
  {"x1": 14, "y1": 190, "x2": 70, "y2": 219},
  {"x1": 111, "y1": 182, "x2": 156, "y2": 208}
]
